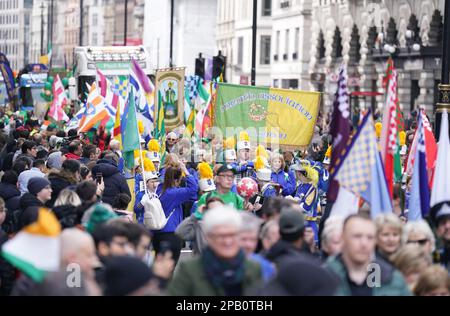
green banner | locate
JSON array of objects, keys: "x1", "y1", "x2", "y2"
[{"x1": 215, "y1": 83, "x2": 321, "y2": 147}]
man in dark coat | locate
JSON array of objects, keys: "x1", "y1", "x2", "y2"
[
  {"x1": 92, "y1": 158, "x2": 130, "y2": 206},
  {"x1": 265, "y1": 207, "x2": 320, "y2": 267}
]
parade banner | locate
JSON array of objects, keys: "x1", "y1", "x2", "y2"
[
  {"x1": 0, "y1": 52, "x2": 16, "y2": 101},
  {"x1": 214, "y1": 83, "x2": 321, "y2": 147},
  {"x1": 155, "y1": 67, "x2": 185, "y2": 132}
]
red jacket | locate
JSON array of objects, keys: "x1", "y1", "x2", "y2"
[{"x1": 64, "y1": 152, "x2": 81, "y2": 160}]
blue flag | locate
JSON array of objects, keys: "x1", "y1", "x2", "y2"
[
  {"x1": 408, "y1": 112, "x2": 430, "y2": 221},
  {"x1": 0, "y1": 53, "x2": 16, "y2": 101},
  {"x1": 333, "y1": 111, "x2": 393, "y2": 218}
]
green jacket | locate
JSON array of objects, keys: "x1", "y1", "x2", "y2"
[
  {"x1": 168, "y1": 257, "x2": 263, "y2": 296},
  {"x1": 325, "y1": 255, "x2": 411, "y2": 296}
]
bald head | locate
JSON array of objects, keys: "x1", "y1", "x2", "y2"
[
  {"x1": 61, "y1": 228, "x2": 94, "y2": 261},
  {"x1": 60, "y1": 228, "x2": 99, "y2": 277}
]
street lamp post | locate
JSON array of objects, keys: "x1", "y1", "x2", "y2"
[
  {"x1": 169, "y1": 0, "x2": 174, "y2": 68},
  {"x1": 124, "y1": 0, "x2": 128, "y2": 46},
  {"x1": 251, "y1": 0, "x2": 257, "y2": 86},
  {"x1": 435, "y1": 0, "x2": 450, "y2": 140},
  {"x1": 40, "y1": 1, "x2": 45, "y2": 55}
]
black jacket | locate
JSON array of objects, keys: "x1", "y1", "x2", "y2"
[
  {"x1": 92, "y1": 159, "x2": 131, "y2": 206},
  {"x1": 265, "y1": 240, "x2": 320, "y2": 267},
  {"x1": 0, "y1": 183, "x2": 21, "y2": 211},
  {"x1": 17, "y1": 194, "x2": 43, "y2": 230},
  {"x1": 52, "y1": 204, "x2": 79, "y2": 229},
  {"x1": 47, "y1": 172, "x2": 77, "y2": 207}
]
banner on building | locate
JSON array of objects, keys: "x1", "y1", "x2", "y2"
[
  {"x1": 155, "y1": 67, "x2": 185, "y2": 132},
  {"x1": 214, "y1": 83, "x2": 321, "y2": 147},
  {"x1": 0, "y1": 53, "x2": 16, "y2": 102}
]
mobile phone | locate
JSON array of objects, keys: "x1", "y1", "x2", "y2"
[
  {"x1": 249, "y1": 194, "x2": 265, "y2": 206},
  {"x1": 96, "y1": 172, "x2": 102, "y2": 184}
]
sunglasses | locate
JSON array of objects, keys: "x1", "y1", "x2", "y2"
[{"x1": 407, "y1": 239, "x2": 428, "y2": 246}]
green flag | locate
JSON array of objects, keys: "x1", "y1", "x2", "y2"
[{"x1": 122, "y1": 89, "x2": 140, "y2": 170}]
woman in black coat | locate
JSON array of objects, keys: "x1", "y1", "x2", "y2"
[{"x1": 91, "y1": 158, "x2": 131, "y2": 206}]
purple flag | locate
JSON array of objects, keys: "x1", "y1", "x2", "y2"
[
  {"x1": 328, "y1": 65, "x2": 351, "y2": 202},
  {"x1": 131, "y1": 59, "x2": 153, "y2": 94}
]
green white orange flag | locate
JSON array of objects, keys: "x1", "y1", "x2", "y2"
[{"x1": 1, "y1": 209, "x2": 61, "y2": 283}]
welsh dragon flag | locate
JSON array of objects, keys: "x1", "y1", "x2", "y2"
[{"x1": 380, "y1": 59, "x2": 403, "y2": 198}]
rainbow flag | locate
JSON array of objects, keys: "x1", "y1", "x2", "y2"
[{"x1": 1, "y1": 209, "x2": 61, "y2": 282}]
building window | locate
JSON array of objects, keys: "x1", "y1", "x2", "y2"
[
  {"x1": 281, "y1": 79, "x2": 298, "y2": 89},
  {"x1": 262, "y1": 0, "x2": 271, "y2": 16},
  {"x1": 273, "y1": 79, "x2": 279, "y2": 88},
  {"x1": 260, "y1": 35, "x2": 271, "y2": 65},
  {"x1": 92, "y1": 32, "x2": 98, "y2": 45},
  {"x1": 237, "y1": 36, "x2": 243, "y2": 65},
  {"x1": 293, "y1": 27, "x2": 299, "y2": 60},
  {"x1": 93, "y1": 13, "x2": 98, "y2": 26},
  {"x1": 284, "y1": 29, "x2": 289, "y2": 60}
]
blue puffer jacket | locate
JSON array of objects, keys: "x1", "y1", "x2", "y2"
[
  {"x1": 92, "y1": 159, "x2": 131, "y2": 206},
  {"x1": 271, "y1": 169, "x2": 296, "y2": 197},
  {"x1": 155, "y1": 175, "x2": 198, "y2": 233}
]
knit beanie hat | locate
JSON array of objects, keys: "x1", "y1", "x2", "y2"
[
  {"x1": 82, "y1": 203, "x2": 118, "y2": 234},
  {"x1": 27, "y1": 177, "x2": 51, "y2": 196},
  {"x1": 103, "y1": 256, "x2": 153, "y2": 296},
  {"x1": 47, "y1": 151, "x2": 63, "y2": 170}
]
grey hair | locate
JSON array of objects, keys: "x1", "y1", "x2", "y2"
[
  {"x1": 321, "y1": 217, "x2": 344, "y2": 246},
  {"x1": 240, "y1": 212, "x2": 263, "y2": 233},
  {"x1": 202, "y1": 206, "x2": 242, "y2": 235},
  {"x1": 402, "y1": 220, "x2": 436, "y2": 253}
]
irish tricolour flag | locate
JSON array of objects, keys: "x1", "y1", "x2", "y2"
[{"x1": 1, "y1": 209, "x2": 61, "y2": 282}]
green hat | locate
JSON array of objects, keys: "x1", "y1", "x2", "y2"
[{"x1": 83, "y1": 203, "x2": 118, "y2": 233}]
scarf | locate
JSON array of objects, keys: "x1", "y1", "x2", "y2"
[{"x1": 201, "y1": 247, "x2": 246, "y2": 295}]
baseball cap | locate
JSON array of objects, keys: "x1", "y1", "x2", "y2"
[
  {"x1": 279, "y1": 208, "x2": 305, "y2": 241},
  {"x1": 216, "y1": 164, "x2": 236, "y2": 175}
]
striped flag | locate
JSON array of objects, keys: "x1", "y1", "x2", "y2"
[
  {"x1": 1, "y1": 209, "x2": 61, "y2": 282},
  {"x1": 78, "y1": 83, "x2": 110, "y2": 133},
  {"x1": 408, "y1": 110, "x2": 431, "y2": 220},
  {"x1": 48, "y1": 74, "x2": 69, "y2": 122},
  {"x1": 130, "y1": 59, "x2": 155, "y2": 124},
  {"x1": 406, "y1": 111, "x2": 437, "y2": 187},
  {"x1": 379, "y1": 65, "x2": 401, "y2": 198}
]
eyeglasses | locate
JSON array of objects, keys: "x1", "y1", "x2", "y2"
[
  {"x1": 167, "y1": 138, "x2": 177, "y2": 141},
  {"x1": 407, "y1": 239, "x2": 429, "y2": 246}
]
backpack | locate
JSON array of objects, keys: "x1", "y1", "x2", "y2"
[{"x1": 141, "y1": 193, "x2": 175, "y2": 230}]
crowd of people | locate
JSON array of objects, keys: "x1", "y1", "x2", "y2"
[{"x1": 0, "y1": 109, "x2": 449, "y2": 297}]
